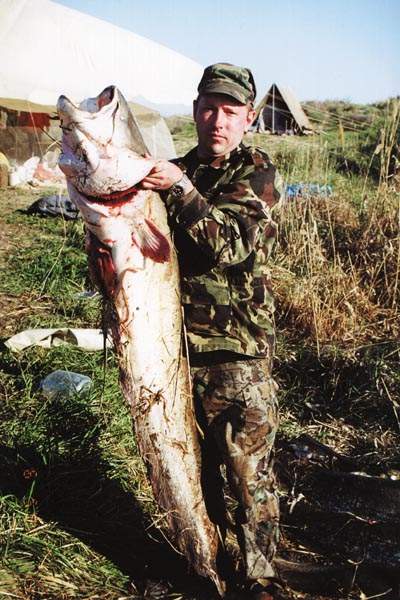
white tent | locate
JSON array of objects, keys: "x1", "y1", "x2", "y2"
[
  {"x1": 0, "y1": 0, "x2": 203, "y2": 109},
  {"x1": 0, "y1": 0, "x2": 203, "y2": 162}
]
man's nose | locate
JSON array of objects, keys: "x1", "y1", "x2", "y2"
[{"x1": 211, "y1": 109, "x2": 226, "y2": 128}]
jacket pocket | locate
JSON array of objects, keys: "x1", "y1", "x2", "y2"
[{"x1": 182, "y1": 277, "x2": 232, "y2": 335}]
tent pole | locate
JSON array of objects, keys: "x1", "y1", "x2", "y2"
[{"x1": 272, "y1": 85, "x2": 275, "y2": 134}]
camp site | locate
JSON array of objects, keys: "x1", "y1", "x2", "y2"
[{"x1": 0, "y1": 0, "x2": 399, "y2": 599}]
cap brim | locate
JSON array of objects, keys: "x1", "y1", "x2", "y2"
[{"x1": 199, "y1": 82, "x2": 250, "y2": 105}]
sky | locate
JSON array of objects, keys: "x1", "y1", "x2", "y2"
[{"x1": 57, "y1": 0, "x2": 399, "y2": 106}]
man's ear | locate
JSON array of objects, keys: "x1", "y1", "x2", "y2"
[
  {"x1": 193, "y1": 99, "x2": 198, "y2": 120},
  {"x1": 245, "y1": 107, "x2": 256, "y2": 131}
]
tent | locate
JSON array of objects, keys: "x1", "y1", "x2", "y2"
[
  {"x1": 253, "y1": 84, "x2": 313, "y2": 135},
  {"x1": 0, "y1": 0, "x2": 204, "y2": 161}
]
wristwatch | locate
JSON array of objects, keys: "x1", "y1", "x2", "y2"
[{"x1": 169, "y1": 173, "x2": 192, "y2": 198}]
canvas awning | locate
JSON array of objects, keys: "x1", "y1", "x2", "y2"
[{"x1": 0, "y1": 0, "x2": 203, "y2": 110}]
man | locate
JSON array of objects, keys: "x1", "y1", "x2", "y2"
[{"x1": 141, "y1": 63, "x2": 283, "y2": 599}]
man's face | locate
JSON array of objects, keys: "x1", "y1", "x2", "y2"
[{"x1": 193, "y1": 93, "x2": 255, "y2": 160}]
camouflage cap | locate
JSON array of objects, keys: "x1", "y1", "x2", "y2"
[{"x1": 197, "y1": 63, "x2": 256, "y2": 105}]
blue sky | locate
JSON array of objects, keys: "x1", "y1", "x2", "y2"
[{"x1": 57, "y1": 0, "x2": 399, "y2": 104}]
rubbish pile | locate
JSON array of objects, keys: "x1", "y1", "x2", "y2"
[
  {"x1": 7, "y1": 152, "x2": 65, "y2": 188},
  {"x1": 5, "y1": 328, "x2": 111, "y2": 352},
  {"x1": 40, "y1": 370, "x2": 92, "y2": 399}
]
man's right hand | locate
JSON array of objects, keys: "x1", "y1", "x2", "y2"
[{"x1": 140, "y1": 159, "x2": 193, "y2": 193}]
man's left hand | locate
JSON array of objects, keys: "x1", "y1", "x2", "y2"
[{"x1": 140, "y1": 159, "x2": 188, "y2": 191}]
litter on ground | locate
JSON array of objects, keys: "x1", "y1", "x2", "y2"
[
  {"x1": 26, "y1": 194, "x2": 80, "y2": 220},
  {"x1": 40, "y1": 369, "x2": 93, "y2": 398},
  {"x1": 285, "y1": 182, "x2": 333, "y2": 199},
  {"x1": 5, "y1": 328, "x2": 112, "y2": 352}
]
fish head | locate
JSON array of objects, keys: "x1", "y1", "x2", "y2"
[{"x1": 57, "y1": 85, "x2": 154, "y2": 199}]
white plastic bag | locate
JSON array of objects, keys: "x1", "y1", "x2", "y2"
[{"x1": 9, "y1": 156, "x2": 40, "y2": 186}]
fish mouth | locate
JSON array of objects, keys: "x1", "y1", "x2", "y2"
[{"x1": 78, "y1": 185, "x2": 140, "y2": 205}]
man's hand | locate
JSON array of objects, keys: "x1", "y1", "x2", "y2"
[{"x1": 141, "y1": 159, "x2": 192, "y2": 192}]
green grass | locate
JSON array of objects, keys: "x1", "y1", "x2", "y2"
[
  {"x1": 2, "y1": 217, "x2": 86, "y2": 295},
  {"x1": 0, "y1": 494, "x2": 132, "y2": 599},
  {"x1": 0, "y1": 343, "x2": 164, "y2": 598},
  {"x1": 0, "y1": 214, "x2": 100, "y2": 331}
]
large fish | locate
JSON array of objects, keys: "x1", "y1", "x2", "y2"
[{"x1": 57, "y1": 86, "x2": 224, "y2": 596}]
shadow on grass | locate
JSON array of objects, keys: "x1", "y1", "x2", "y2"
[
  {"x1": 274, "y1": 441, "x2": 400, "y2": 599},
  {"x1": 0, "y1": 396, "x2": 218, "y2": 600}
]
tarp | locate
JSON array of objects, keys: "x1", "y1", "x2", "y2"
[{"x1": 0, "y1": 0, "x2": 203, "y2": 110}]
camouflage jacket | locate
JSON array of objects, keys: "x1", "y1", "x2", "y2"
[{"x1": 164, "y1": 143, "x2": 283, "y2": 362}]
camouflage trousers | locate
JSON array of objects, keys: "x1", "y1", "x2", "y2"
[{"x1": 191, "y1": 357, "x2": 279, "y2": 584}]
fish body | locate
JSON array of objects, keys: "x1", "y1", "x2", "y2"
[{"x1": 58, "y1": 86, "x2": 223, "y2": 595}]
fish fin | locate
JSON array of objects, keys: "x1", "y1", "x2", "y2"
[{"x1": 132, "y1": 219, "x2": 170, "y2": 263}]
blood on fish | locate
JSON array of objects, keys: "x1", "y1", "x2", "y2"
[
  {"x1": 97, "y1": 86, "x2": 114, "y2": 109},
  {"x1": 88, "y1": 231, "x2": 117, "y2": 296},
  {"x1": 86, "y1": 186, "x2": 139, "y2": 206},
  {"x1": 145, "y1": 219, "x2": 171, "y2": 262}
]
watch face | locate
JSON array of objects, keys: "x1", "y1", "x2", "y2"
[
  {"x1": 170, "y1": 174, "x2": 189, "y2": 198},
  {"x1": 170, "y1": 183, "x2": 184, "y2": 198}
]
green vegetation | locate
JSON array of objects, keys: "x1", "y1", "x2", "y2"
[
  {"x1": 303, "y1": 97, "x2": 400, "y2": 182},
  {"x1": 244, "y1": 109, "x2": 400, "y2": 474},
  {"x1": 0, "y1": 191, "x2": 214, "y2": 599},
  {"x1": 0, "y1": 100, "x2": 399, "y2": 598},
  {"x1": 165, "y1": 115, "x2": 197, "y2": 156},
  {"x1": 303, "y1": 98, "x2": 380, "y2": 130},
  {"x1": 1, "y1": 216, "x2": 99, "y2": 329}
]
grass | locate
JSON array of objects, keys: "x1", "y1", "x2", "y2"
[
  {"x1": 1, "y1": 210, "x2": 99, "y2": 332},
  {"x1": 0, "y1": 104, "x2": 399, "y2": 599},
  {"x1": 0, "y1": 495, "x2": 132, "y2": 599},
  {"x1": 248, "y1": 118, "x2": 400, "y2": 471},
  {"x1": 0, "y1": 343, "x2": 146, "y2": 598}
]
